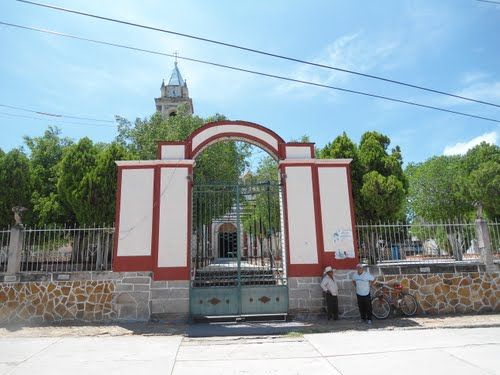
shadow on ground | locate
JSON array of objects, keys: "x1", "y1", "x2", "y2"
[{"x1": 2, "y1": 313, "x2": 499, "y2": 338}]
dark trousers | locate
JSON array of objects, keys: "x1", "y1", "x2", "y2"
[
  {"x1": 356, "y1": 294, "x2": 372, "y2": 320},
  {"x1": 325, "y1": 293, "x2": 339, "y2": 320}
]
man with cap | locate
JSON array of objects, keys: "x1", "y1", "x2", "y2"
[
  {"x1": 320, "y1": 266, "x2": 339, "y2": 320},
  {"x1": 351, "y1": 263, "x2": 375, "y2": 324}
]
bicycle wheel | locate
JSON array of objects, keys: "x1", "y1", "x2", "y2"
[
  {"x1": 400, "y1": 294, "x2": 418, "y2": 316},
  {"x1": 371, "y1": 296, "x2": 390, "y2": 319}
]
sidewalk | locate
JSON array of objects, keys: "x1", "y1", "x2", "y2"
[
  {"x1": 0, "y1": 316, "x2": 498, "y2": 374},
  {"x1": 1, "y1": 313, "x2": 499, "y2": 338}
]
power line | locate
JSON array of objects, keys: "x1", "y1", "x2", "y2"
[
  {"x1": 476, "y1": 0, "x2": 500, "y2": 4},
  {"x1": 16, "y1": 0, "x2": 500, "y2": 109},
  {"x1": 2, "y1": 21, "x2": 499, "y2": 124},
  {"x1": 0, "y1": 104, "x2": 115, "y2": 123},
  {"x1": 0, "y1": 111, "x2": 115, "y2": 128}
]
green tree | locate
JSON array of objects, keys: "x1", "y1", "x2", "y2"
[
  {"x1": 406, "y1": 143, "x2": 500, "y2": 222},
  {"x1": 56, "y1": 137, "x2": 98, "y2": 225},
  {"x1": 406, "y1": 155, "x2": 469, "y2": 221},
  {"x1": 462, "y1": 142, "x2": 500, "y2": 220},
  {"x1": 319, "y1": 131, "x2": 407, "y2": 223},
  {"x1": 0, "y1": 149, "x2": 32, "y2": 227},
  {"x1": 24, "y1": 127, "x2": 73, "y2": 225},
  {"x1": 116, "y1": 110, "x2": 249, "y2": 184},
  {"x1": 77, "y1": 142, "x2": 131, "y2": 224}
]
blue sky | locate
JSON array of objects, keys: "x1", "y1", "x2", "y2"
[{"x1": 1, "y1": 0, "x2": 499, "y2": 164}]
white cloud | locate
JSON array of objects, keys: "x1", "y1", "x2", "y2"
[
  {"x1": 443, "y1": 131, "x2": 498, "y2": 155},
  {"x1": 273, "y1": 32, "x2": 400, "y2": 98},
  {"x1": 461, "y1": 71, "x2": 488, "y2": 85}
]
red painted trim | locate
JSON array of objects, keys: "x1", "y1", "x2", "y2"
[
  {"x1": 316, "y1": 164, "x2": 359, "y2": 270},
  {"x1": 151, "y1": 165, "x2": 161, "y2": 276},
  {"x1": 156, "y1": 141, "x2": 187, "y2": 159},
  {"x1": 186, "y1": 120, "x2": 286, "y2": 160},
  {"x1": 288, "y1": 264, "x2": 323, "y2": 277},
  {"x1": 186, "y1": 165, "x2": 193, "y2": 280},
  {"x1": 345, "y1": 163, "x2": 360, "y2": 268},
  {"x1": 187, "y1": 120, "x2": 286, "y2": 145},
  {"x1": 112, "y1": 166, "x2": 123, "y2": 271},
  {"x1": 116, "y1": 165, "x2": 160, "y2": 170},
  {"x1": 279, "y1": 162, "x2": 316, "y2": 167},
  {"x1": 152, "y1": 165, "x2": 192, "y2": 281},
  {"x1": 284, "y1": 143, "x2": 315, "y2": 158},
  {"x1": 190, "y1": 132, "x2": 280, "y2": 160},
  {"x1": 280, "y1": 164, "x2": 292, "y2": 278},
  {"x1": 311, "y1": 165, "x2": 326, "y2": 269},
  {"x1": 113, "y1": 256, "x2": 153, "y2": 272},
  {"x1": 153, "y1": 267, "x2": 190, "y2": 281}
]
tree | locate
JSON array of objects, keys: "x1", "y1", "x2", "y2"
[
  {"x1": 78, "y1": 142, "x2": 131, "y2": 224},
  {"x1": 56, "y1": 138, "x2": 98, "y2": 225},
  {"x1": 319, "y1": 131, "x2": 407, "y2": 223},
  {"x1": 24, "y1": 127, "x2": 73, "y2": 225},
  {"x1": 406, "y1": 142, "x2": 500, "y2": 221},
  {"x1": 0, "y1": 149, "x2": 32, "y2": 227},
  {"x1": 116, "y1": 110, "x2": 249, "y2": 184},
  {"x1": 462, "y1": 142, "x2": 500, "y2": 220},
  {"x1": 406, "y1": 155, "x2": 469, "y2": 221}
]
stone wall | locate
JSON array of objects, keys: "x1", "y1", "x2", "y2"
[
  {"x1": 373, "y1": 271, "x2": 499, "y2": 315},
  {"x1": 288, "y1": 271, "x2": 359, "y2": 319},
  {"x1": 288, "y1": 264, "x2": 499, "y2": 319},
  {"x1": 0, "y1": 272, "x2": 190, "y2": 324},
  {"x1": 1, "y1": 264, "x2": 498, "y2": 324}
]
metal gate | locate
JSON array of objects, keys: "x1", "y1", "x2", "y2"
[{"x1": 189, "y1": 182, "x2": 288, "y2": 318}]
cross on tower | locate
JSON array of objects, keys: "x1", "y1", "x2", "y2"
[{"x1": 174, "y1": 51, "x2": 179, "y2": 64}]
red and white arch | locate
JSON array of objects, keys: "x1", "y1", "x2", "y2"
[{"x1": 113, "y1": 120, "x2": 358, "y2": 280}]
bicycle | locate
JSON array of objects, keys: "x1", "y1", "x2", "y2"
[{"x1": 371, "y1": 282, "x2": 418, "y2": 319}]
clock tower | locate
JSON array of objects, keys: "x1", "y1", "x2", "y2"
[{"x1": 154, "y1": 61, "x2": 194, "y2": 116}]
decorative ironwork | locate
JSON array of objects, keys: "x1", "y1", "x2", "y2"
[
  {"x1": 208, "y1": 297, "x2": 221, "y2": 305},
  {"x1": 258, "y1": 296, "x2": 271, "y2": 304}
]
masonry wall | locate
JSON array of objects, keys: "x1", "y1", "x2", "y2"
[
  {"x1": 1, "y1": 264, "x2": 498, "y2": 324},
  {"x1": 0, "y1": 272, "x2": 188, "y2": 324},
  {"x1": 288, "y1": 264, "x2": 499, "y2": 319}
]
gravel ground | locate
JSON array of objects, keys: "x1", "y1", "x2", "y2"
[{"x1": 1, "y1": 313, "x2": 499, "y2": 338}]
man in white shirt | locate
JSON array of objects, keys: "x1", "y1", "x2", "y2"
[
  {"x1": 320, "y1": 266, "x2": 339, "y2": 320},
  {"x1": 351, "y1": 263, "x2": 375, "y2": 324}
]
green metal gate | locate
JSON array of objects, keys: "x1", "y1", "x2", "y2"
[{"x1": 189, "y1": 182, "x2": 288, "y2": 318}]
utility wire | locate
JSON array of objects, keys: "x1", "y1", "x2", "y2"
[
  {"x1": 0, "y1": 103, "x2": 115, "y2": 123},
  {"x1": 16, "y1": 0, "x2": 500, "y2": 109},
  {"x1": 2, "y1": 21, "x2": 499, "y2": 124},
  {"x1": 476, "y1": 0, "x2": 500, "y2": 4},
  {"x1": 0, "y1": 111, "x2": 115, "y2": 128}
]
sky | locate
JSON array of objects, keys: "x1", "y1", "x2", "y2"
[{"x1": 1, "y1": 0, "x2": 499, "y2": 165}]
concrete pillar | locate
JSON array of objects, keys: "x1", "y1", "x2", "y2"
[
  {"x1": 7, "y1": 224, "x2": 24, "y2": 275},
  {"x1": 475, "y1": 218, "x2": 494, "y2": 272}
]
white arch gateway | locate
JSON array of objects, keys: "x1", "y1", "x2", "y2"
[{"x1": 113, "y1": 120, "x2": 358, "y2": 318}]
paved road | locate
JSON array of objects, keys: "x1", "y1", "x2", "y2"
[{"x1": 1, "y1": 325, "x2": 498, "y2": 375}]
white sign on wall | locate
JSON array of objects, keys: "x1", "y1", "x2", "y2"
[{"x1": 331, "y1": 229, "x2": 355, "y2": 259}]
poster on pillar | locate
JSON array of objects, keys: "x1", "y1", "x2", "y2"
[{"x1": 330, "y1": 229, "x2": 355, "y2": 259}]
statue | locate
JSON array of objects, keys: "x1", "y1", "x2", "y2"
[
  {"x1": 473, "y1": 201, "x2": 483, "y2": 219},
  {"x1": 12, "y1": 206, "x2": 28, "y2": 226}
]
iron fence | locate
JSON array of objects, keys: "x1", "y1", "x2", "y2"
[
  {"x1": 0, "y1": 218, "x2": 498, "y2": 273},
  {"x1": 489, "y1": 219, "x2": 500, "y2": 258},
  {"x1": 0, "y1": 228, "x2": 10, "y2": 272},
  {"x1": 20, "y1": 225, "x2": 114, "y2": 273},
  {"x1": 356, "y1": 220, "x2": 497, "y2": 265}
]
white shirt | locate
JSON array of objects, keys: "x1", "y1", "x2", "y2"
[
  {"x1": 351, "y1": 270, "x2": 374, "y2": 296},
  {"x1": 320, "y1": 275, "x2": 338, "y2": 296}
]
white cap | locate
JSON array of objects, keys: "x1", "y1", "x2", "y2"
[
  {"x1": 324, "y1": 266, "x2": 333, "y2": 273},
  {"x1": 356, "y1": 263, "x2": 364, "y2": 268}
]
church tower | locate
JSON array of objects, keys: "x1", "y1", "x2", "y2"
[{"x1": 155, "y1": 61, "x2": 194, "y2": 116}]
